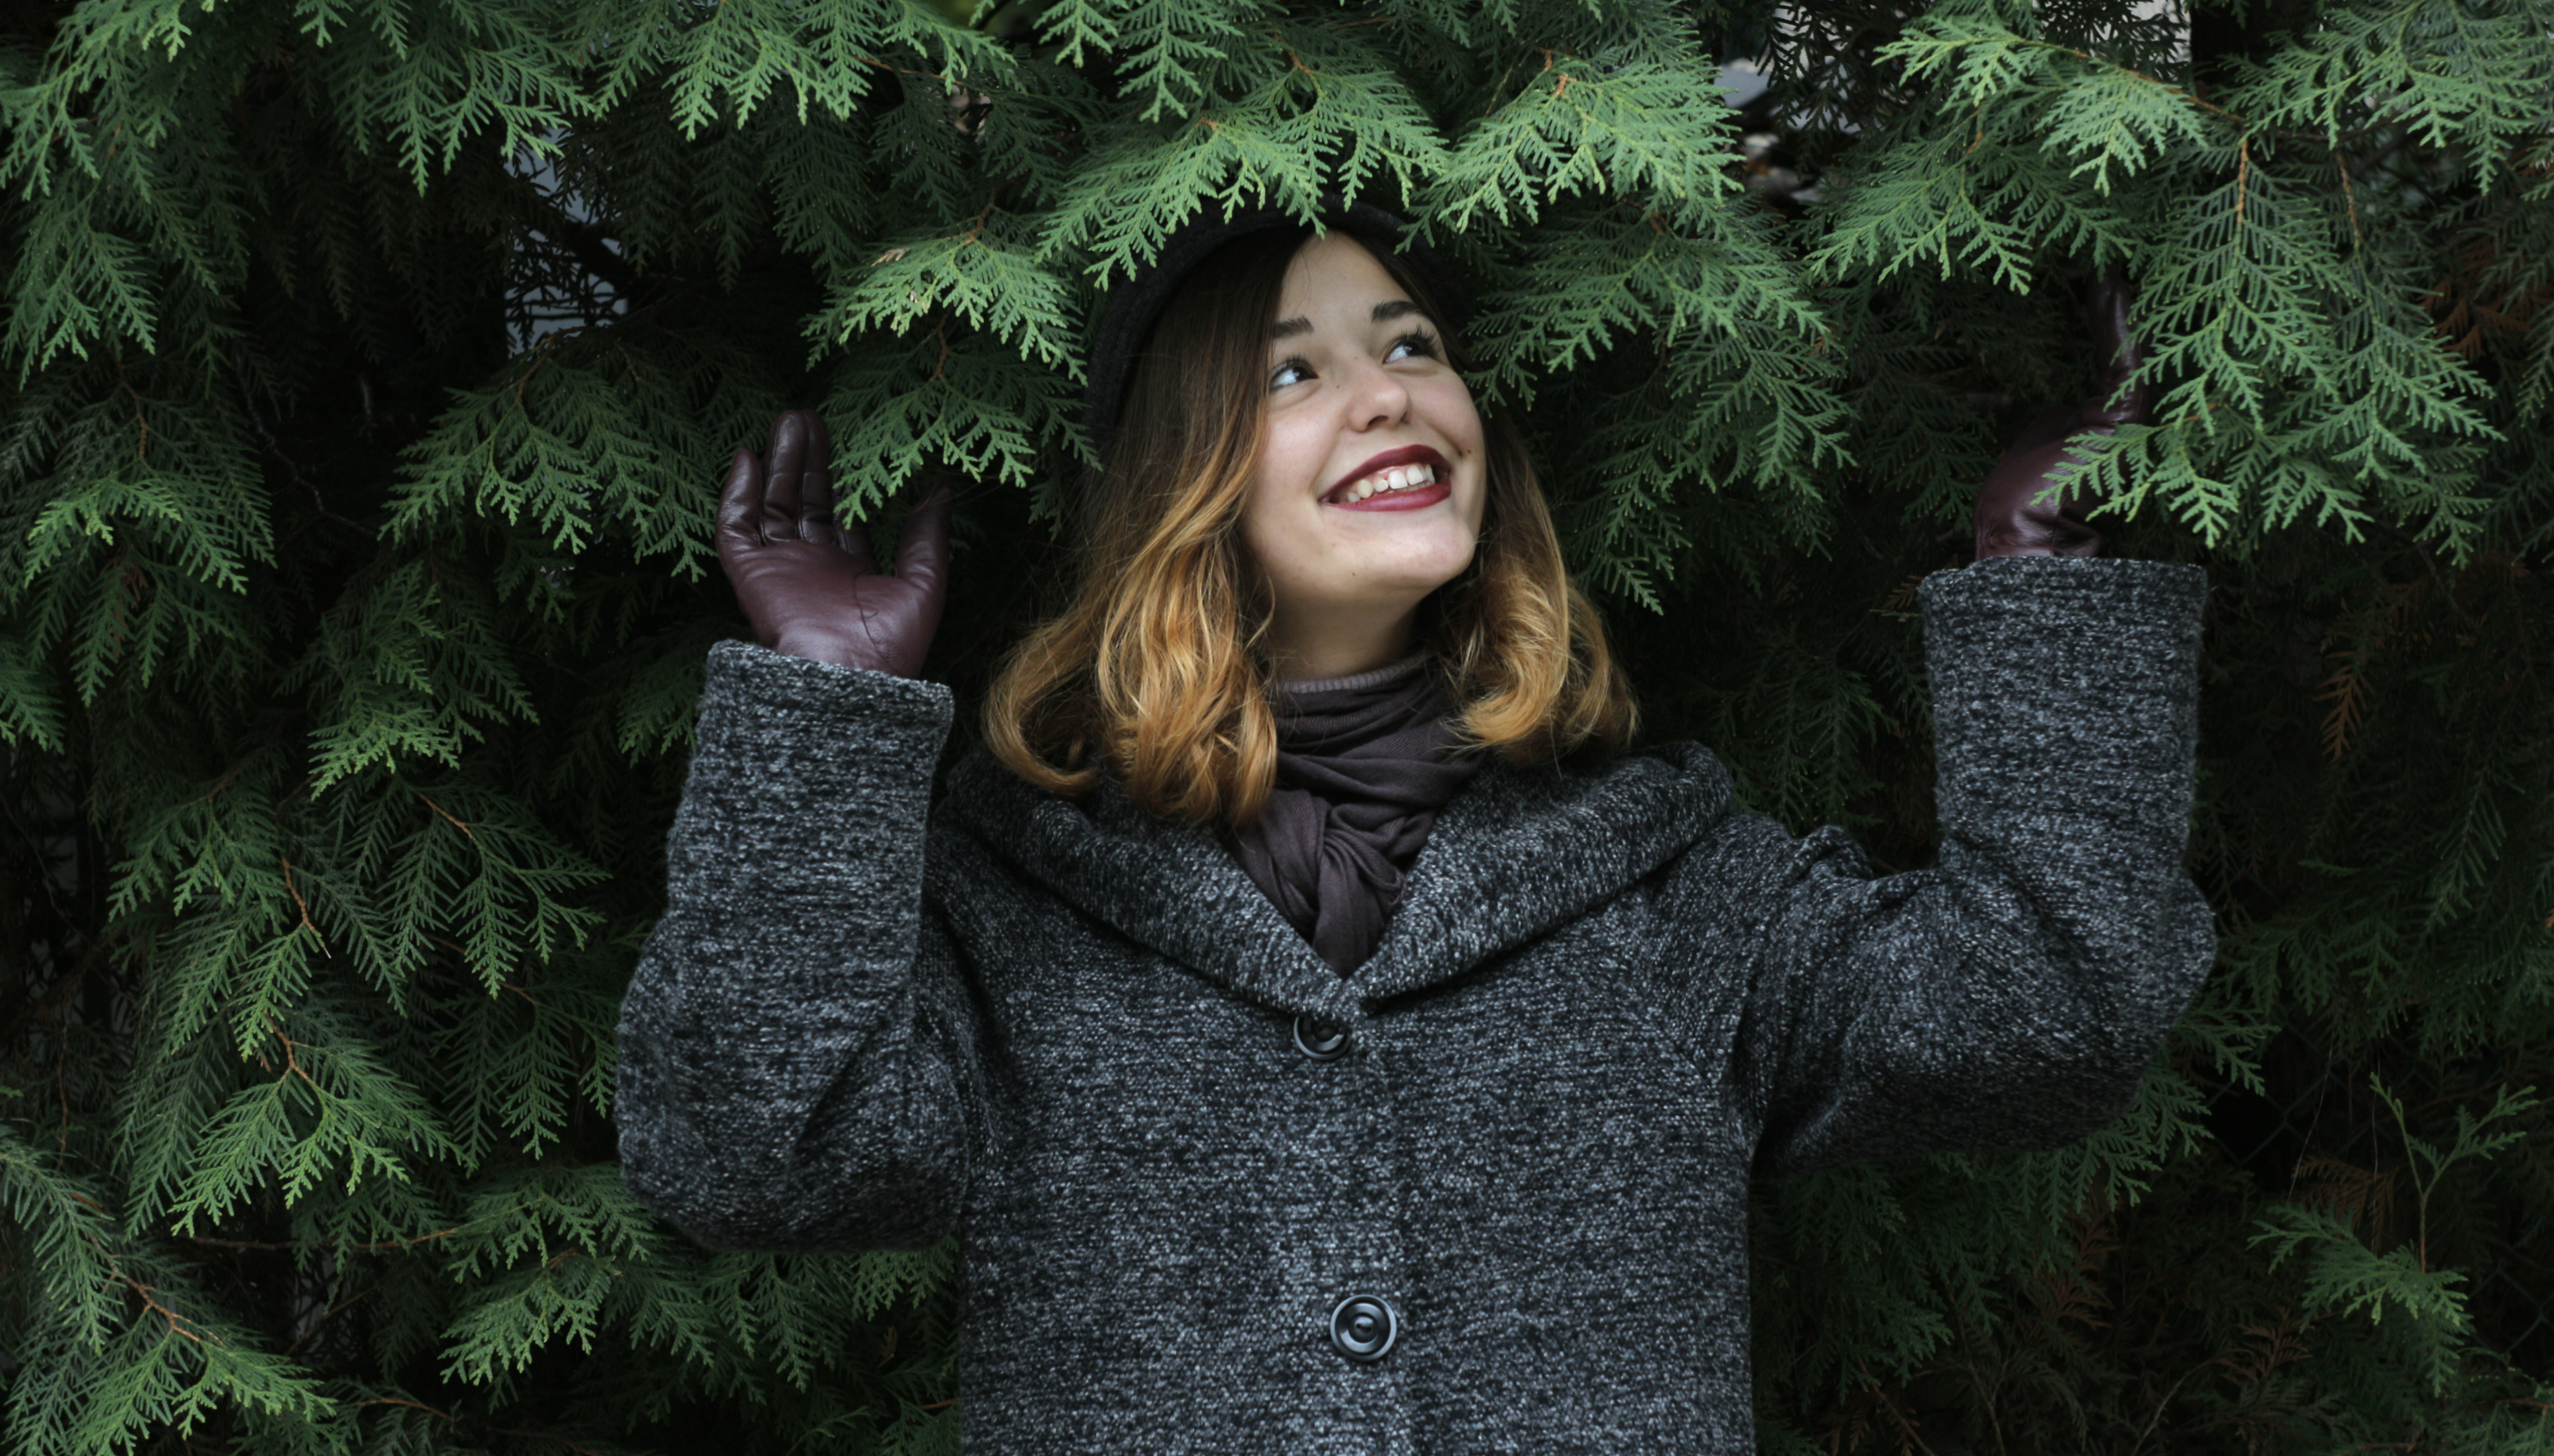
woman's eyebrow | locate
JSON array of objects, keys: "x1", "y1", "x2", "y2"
[{"x1": 1268, "y1": 298, "x2": 1424, "y2": 340}]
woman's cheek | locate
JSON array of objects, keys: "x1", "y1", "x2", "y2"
[{"x1": 1262, "y1": 408, "x2": 1330, "y2": 504}]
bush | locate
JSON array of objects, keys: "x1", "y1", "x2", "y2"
[{"x1": 2, "y1": 0, "x2": 2547, "y2": 1451}]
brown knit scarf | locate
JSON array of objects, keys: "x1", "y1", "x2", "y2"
[{"x1": 1221, "y1": 654, "x2": 1487, "y2": 975}]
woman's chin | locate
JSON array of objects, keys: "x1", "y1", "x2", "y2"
[
  {"x1": 1326, "y1": 538, "x2": 1478, "y2": 598},
  {"x1": 1323, "y1": 507, "x2": 1474, "y2": 547}
]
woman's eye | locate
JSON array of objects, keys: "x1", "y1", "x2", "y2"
[
  {"x1": 1387, "y1": 331, "x2": 1440, "y2": 363},
  {"x1": 1271, "y1": 331, "x2": 1437, "y2": 389}
]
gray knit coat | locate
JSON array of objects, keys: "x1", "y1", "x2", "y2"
[{"x1": 613, "y1": 554, "x2": 2217, "y2": 1455}]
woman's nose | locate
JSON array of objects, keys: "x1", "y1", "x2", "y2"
[{"x1": 1338, "y1": 357, "x2": 1410, "y2": 430}]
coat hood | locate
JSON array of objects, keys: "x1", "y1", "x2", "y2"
[{"x1": 935, "y1": 740, "x2": 1736, "y2": 1018}]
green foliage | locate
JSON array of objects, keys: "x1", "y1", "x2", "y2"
[{"x1": 3, "y1": 0, "x2": 2550, "y2": 1451}]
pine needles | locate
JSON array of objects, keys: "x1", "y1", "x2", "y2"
[{"x1": 3, "y1": 0, "x2": 2551, "y2": 1451}]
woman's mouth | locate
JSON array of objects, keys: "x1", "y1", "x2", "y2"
[{"x1": 1323, "y1": 448, "x2": 1451, "y2": 508}]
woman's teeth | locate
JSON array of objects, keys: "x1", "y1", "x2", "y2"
[{"x1": 1335, "y1": 462, "x2": 1437, "y2": 503}]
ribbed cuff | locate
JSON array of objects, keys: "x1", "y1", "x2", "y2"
[
  {"x1": 703, "y1": 638, "x2": 955, "y2": 725},
  {"x1": 1918, "y1": 555, "x2": 2209, "y2": 625},
  {"x1": 1917, "y1": 555, "x2": 2207, "y2": 827}
]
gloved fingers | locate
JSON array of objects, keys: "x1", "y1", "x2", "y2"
[
  {"x1": 838, "y1": 518, "x2": 881, "y2": 578},
  {"x1": 2057, "y1": 427, "x2": 2111, "y2": 510},
  {"x1": 1970, "y1": 266, "x2": 2141, "y2": 563},
  {"x1": 2013, "y1": 403, "x2": 2084, "y2": 453},
  {"x1": 2086, "y1": 263, "x2": 2150, "y2": 429},
  {"x1": 1973, "y1": 429, "x2": 2106, "y2": 561},
  {"x1": 2030, "y1": 465, "x2": 2106, "y2": 552},
  {"x1": 797, "y1": 412, "x2": 835, "y2": 547},
  {"x1": 792, "y1": 412, "x2": 846, "y2": 553},
  {"x1": 893, "y1": 477, "x2": 957, "y2": 599},
  {"x1": 1975, "y1": 510, "x2": 2104, "y2": 559},
  {"x1": 762, "y1": 411, "x2": 810, "y2": 541},
  {"x1": 716, "y1": 446, "x2": 765, "y2": 553}
]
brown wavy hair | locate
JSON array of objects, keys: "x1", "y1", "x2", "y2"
[{"x1": 983, "y1": 225, "x2": 1638, "y2": 827}]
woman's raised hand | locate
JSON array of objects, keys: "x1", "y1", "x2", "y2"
[
  {"x1": 716, "y1": 409, "x2": 955, "y2": 679},
  {"x1": 1972, "y1": 267, "x2": 2149, "y2": 560}
]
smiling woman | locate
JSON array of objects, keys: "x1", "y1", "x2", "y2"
[
  {"x1": 614, "y1": 201, "x2": 2217, "y2": 1456},
  {"x1": 981, "y1": 216, "x2": 1634, "y2": 828},
  {"x1": 1247, "y1": 234, "x2": 1486, "y2": 679}
]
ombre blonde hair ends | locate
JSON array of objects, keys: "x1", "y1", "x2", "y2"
[{"x1": 982, "y1": 226, "x2": 1638, "y2": 828}]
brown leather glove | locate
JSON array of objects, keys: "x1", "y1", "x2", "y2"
[
  {"x1": 1973, "y1": 267, "x2": 2149, "y2": 560},
  {"x1": 716, "y1": 409, "x2": 955, "y2": 678}
]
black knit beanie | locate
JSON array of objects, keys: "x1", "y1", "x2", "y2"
[{"x1": 1080, "y1": 200, "x2": 1472, "y2": 462}]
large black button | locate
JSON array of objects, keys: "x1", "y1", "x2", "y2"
[
  {"x1": 1292, "y1": 1015, "x2": 1350, "y2": 1061},
  {"x1": 1329, "y1": 1295, "x2": 1398, "y2": 1362}
]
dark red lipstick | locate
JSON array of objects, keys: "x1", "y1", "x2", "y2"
[{"x1": 1321, "y1": 444, "x2": 1451, "y2": 505}]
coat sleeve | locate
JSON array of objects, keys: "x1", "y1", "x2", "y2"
[
  {"x1": 613, "y1": 639, "x2": 974, "y2": 1254},
  {"x1": 1679, "y1": 555, "x2": 2216, "y2": 1181}
]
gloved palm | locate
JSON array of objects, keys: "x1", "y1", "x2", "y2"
[
  {"x1": 1974, "y1": 268, "x2": 2149, "y2": 560},
  {"x1": 716, "y1": 409, "x2": 954, "y2": 679}
]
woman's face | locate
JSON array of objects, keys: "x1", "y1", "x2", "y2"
[{"x1": 1241, "y1": 232, "x2": 1488, "y2": 675}]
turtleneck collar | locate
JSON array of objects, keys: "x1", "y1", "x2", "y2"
[
  {"x1": 1273, "y1": 652, "x2": 1432, "y2": 697},
  {"x1": 1224, "y1": 656, "x2": 1486, "y2": 975}
]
